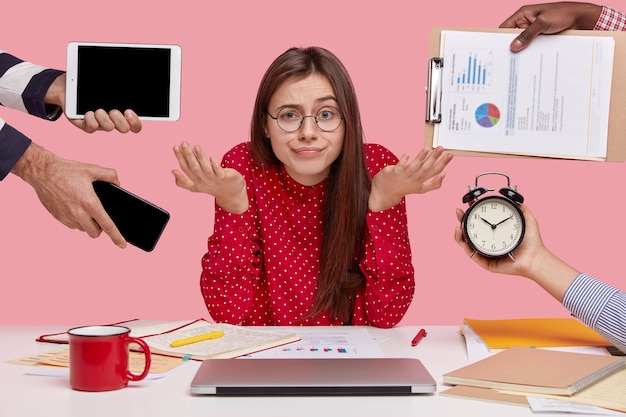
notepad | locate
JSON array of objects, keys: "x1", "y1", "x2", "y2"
[
  {"x1": 142, "y1": 322, "x2": 299, "y2": 360},
  {"x1": 442, "y1": 346, "x2": 626, "y2": 396},
  {"x1": 37, "y1": 319, "x2": 300, "y2": 360}
]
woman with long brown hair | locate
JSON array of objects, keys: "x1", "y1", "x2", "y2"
[{"x1": 173, "y1": 46, "x2": 452, "y2": 327}]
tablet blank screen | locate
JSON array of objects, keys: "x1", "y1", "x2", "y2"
[{"x1": 76, "y1": 46, "x2": 172, "y2": 117}]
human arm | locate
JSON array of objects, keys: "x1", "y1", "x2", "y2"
[
  {"x1": 353, "y1": 144, "x2": 417, "y2": 327},
  {"x1": 356, "y1": 203, "x2": 415, "y2": 328},
  {"x1": 0, "y1": 50, "x2": 142, "y2": 135},
  {"x1": 200, "y1": 206, "x2": 261, "y2": 324},
  {"x1": 499, "y1": 2, "x2": 605, "y2": 52},
  {"x1": 11, "y1": 142, "x2": 126, "y2": 247},
  {"x1": 190, "y1": 144, "x2": 261, "y2": 324},
  {"x1": 454, "y1": 204, "x2": 626, "y2": 352},
  {"x1": 0, "y1": 50, "x2": 144, "y2": 247},
  {"x1": 368, "y1": 146, "x2": 453, "y2": 212},
  {"x1": 563, "y1": 274, "x2": 626, "y2": 353},
  {"x1": 454, "y1": 204, "x2": 579, "y2": 300}
]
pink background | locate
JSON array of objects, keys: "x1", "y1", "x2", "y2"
[{"x1": 1, "y1": 0, "x2": 624, "y2": 326}]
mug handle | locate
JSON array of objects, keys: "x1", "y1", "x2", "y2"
[{"x1": 124, "y1": 336, "x2": 152, "y2": 382}]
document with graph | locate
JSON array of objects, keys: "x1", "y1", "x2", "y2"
[
  {"x1": 245, "y1": 326, "x2": 384, "y2": 359},
  {"x1": 427, "y1": 30, "x2": 615, "y2": 161}
]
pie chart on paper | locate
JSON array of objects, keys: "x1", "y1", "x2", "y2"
[{"x1": 475, "y1": 103, "x2": 500, "y2": 128}]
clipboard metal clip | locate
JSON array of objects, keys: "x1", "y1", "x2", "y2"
[{"x1": 426, "y1": 57, "x2": 443, "y2": 124}]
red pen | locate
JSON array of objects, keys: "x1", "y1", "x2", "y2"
[{"x1": 411, "y1": 328, "x2": 427, "y2": 346}]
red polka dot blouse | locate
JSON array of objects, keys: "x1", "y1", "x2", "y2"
[{"x1": 200, "y1": 142, "x2": 415, "y2": 327}]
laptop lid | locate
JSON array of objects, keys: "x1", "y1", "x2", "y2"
[{"x1": 190, "y1": 357, "x2": 436, "y2": 396}]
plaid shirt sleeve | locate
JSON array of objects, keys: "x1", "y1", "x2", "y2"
[{"x1": 594, "y1": 6, "x2": 626, "y2": 31}]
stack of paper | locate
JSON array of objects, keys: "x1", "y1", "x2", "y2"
[
  {"x1": 446, "y1": 317, "x2": 624, "y2": 413},
  {"x1": 442, "y1": 347, "x2": 626, "y2": 413}
]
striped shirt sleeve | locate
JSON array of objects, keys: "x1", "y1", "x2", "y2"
[
  {"x1": 0, "y1": 50, "x2": 64, "y2": 180},
  {"x1": 594, "y1": 6, "x2": 626, "y2": 31},
  {"x1": 562, "y1": 273, "x2": 626, "y2": 353}
]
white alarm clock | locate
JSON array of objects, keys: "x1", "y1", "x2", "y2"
[{"x1": 461, "y1": 172, "x2": 525, "y2": 260}]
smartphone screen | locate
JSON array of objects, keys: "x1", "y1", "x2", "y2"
[{"x1": 92, "y1": 181, "x2": 170, "y2": 251}]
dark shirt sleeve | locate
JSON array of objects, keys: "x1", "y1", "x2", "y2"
[
  {"x1": 0, "y1": 122, "x2": 31, "y2": 180},
  {"x1": 0, "y1": 50, "x2": 64, "y2": 179}
]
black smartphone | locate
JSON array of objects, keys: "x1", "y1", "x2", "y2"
[{"x1": 92, "y1": 181, "x2": 170, "y2": 252}]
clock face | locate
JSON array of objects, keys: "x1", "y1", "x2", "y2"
[{"x1": 463, "y1": 196, "x2": 525, "y2": 257}]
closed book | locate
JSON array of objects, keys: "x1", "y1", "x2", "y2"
[
  {"x1": 463, "y1": 317, "x2": 610, "y2": 349},
  {"x1": 442, "y1": 346, "x2": 626, "y2": 396}
]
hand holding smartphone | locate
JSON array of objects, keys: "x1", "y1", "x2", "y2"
[{"x1": 92, "y1": 181, "x2": 170, "y2": 251}]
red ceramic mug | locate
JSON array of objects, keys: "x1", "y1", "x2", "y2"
[{"x1": 68, "y1": 325, "x2": 151, "y2": 392}]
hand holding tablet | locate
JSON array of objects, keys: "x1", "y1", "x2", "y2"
[
  {"x1": 64, "y1": 41, "x2": 179, "y2": 251},
  {"x1": 65, "y1": 42, "x2": 182, "y2": 121}
]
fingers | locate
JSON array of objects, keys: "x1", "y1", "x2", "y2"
[
  {"x1": 454, "y1": 220, "x2": 485, "y2": 267},
  {"x1": 173, "y1": 142, "x2": 203, "y2": 180},
  {"x1": 77, "y1": 109, "x2": 143, "y2": 134},
  {"x1": 420, "y1": 172, "x2": 447, "y2": 193},
  {"x1": 56, "y1": 186, "x2": 126, "y2": 248},
  {"x1": 81, "y1": 111, "x2": 100, "y2": 133},
  {"x1": 80, "y1": 217, "x2": 102, "y2": 238},
  {"x1": 171, "y1": 169, "x2": 196, "y2": 191},
  {"x1": 407, "y1": 146, "x2": 448, "y2": 171},
  {"x1": 510, "y1": 28, "x2": 538, "y2": 52},
  {"x1": 93, "y1": 109, "x2": 116, "y2": 131},
  {"x1": 172, "y1": 142, "x2": 222, "y2": 192},
  {"x1": 176, "y1": 142, "x2": 204, "y2": 179},
  {"x1": 106, "y1": 109, "x2": 132, "y2": 133},
  {"x1": 89, "y1": 209, "x2": 127, "y2": 248},
  {"x1": 455, "y1": 207, "x2": 465, "y2": 223},
  {"x1": 191, "y1": 145, "x2": 215, "y2": 175},
  {"x1": 453, "y1": 224, "x2": 465, "y2": 247},
  {"x1": 96, "y1": 166, "x2": 120, "y2": 186},
  {"x1": 454, "y1": 223, "x2": 477, "y2": 261},
  {"x1": 454, "y1": 208, "x2": 474, "y2": 256},
  {"x1": 499, "y1": 14, "x2": 521, "y2": 29},
  {"x1": 410, "y1": 147, "x2": 454, "y2": 182},
  {"x1": 123, "y1": 109, "x2": 142, "y2": 133},
  {"x1": 173, "y1": 143, "x2": 190, "y2": 172}
]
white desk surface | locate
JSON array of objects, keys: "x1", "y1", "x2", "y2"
[{"x1": 0, "y1": 325, "x2": 570, "y2": 417}]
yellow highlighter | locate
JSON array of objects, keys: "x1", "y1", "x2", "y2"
[{"x1": 169, "y1": 330, "x2": 224, "y2": 347}]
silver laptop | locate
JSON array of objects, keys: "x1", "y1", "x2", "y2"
[{"x1": 190, "y1": 357, "x2": 436, "y2": 396}]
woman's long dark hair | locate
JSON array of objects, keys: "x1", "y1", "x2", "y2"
[{"x1": 250, "y1": 47, "x2": 370, "y2": 322}]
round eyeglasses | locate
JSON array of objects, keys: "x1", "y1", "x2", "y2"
[{"x1": 267, "y1": 106, "x2": 344, "y2": 133}]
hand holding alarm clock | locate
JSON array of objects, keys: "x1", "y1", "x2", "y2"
[{"x1": 461, "y1": 172, "x2": 525, "y2": 260}]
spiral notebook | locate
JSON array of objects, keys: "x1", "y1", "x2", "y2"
[{"x1": 442, "y1": 346, "x2": 626, "y2": 396}]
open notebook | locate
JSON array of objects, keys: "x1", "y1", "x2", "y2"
[
  {"x1": 190, "y1": 357, "x2": 437, "y2": 396},
  {"x1": 37, "y1": 319, "x2": 299, "y2": 360}
]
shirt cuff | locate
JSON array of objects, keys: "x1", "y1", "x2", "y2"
[
  {"x1": 594, "y1": 6, "x2": 626, "y2": 31},
  {"x1": 366, "y1": 203, "x2": 409, "y2": 243},
  {"x1": 213, "y1": 205, "x2": 255, "y2": 240},
  {"x1": 23, "y1": 69, "x2": 65, "y2": 121},
  {"x1": 0, "y1": 123, "x2": 31, "y2": 180},
  {"x1": 562, "y1": 273, "x2": 618, "y2": 328}
]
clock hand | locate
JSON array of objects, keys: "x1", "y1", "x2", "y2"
[
  {"x1": 480, "y1": 216, "x2": 496, "y2": 230},
  {"x1": 494, "y1": 215, "x2": 513, "y2": 227}
]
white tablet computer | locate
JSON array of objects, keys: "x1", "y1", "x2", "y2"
[{"x1": 66, "y1": 42, "x2": 182, "y2": 121}]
